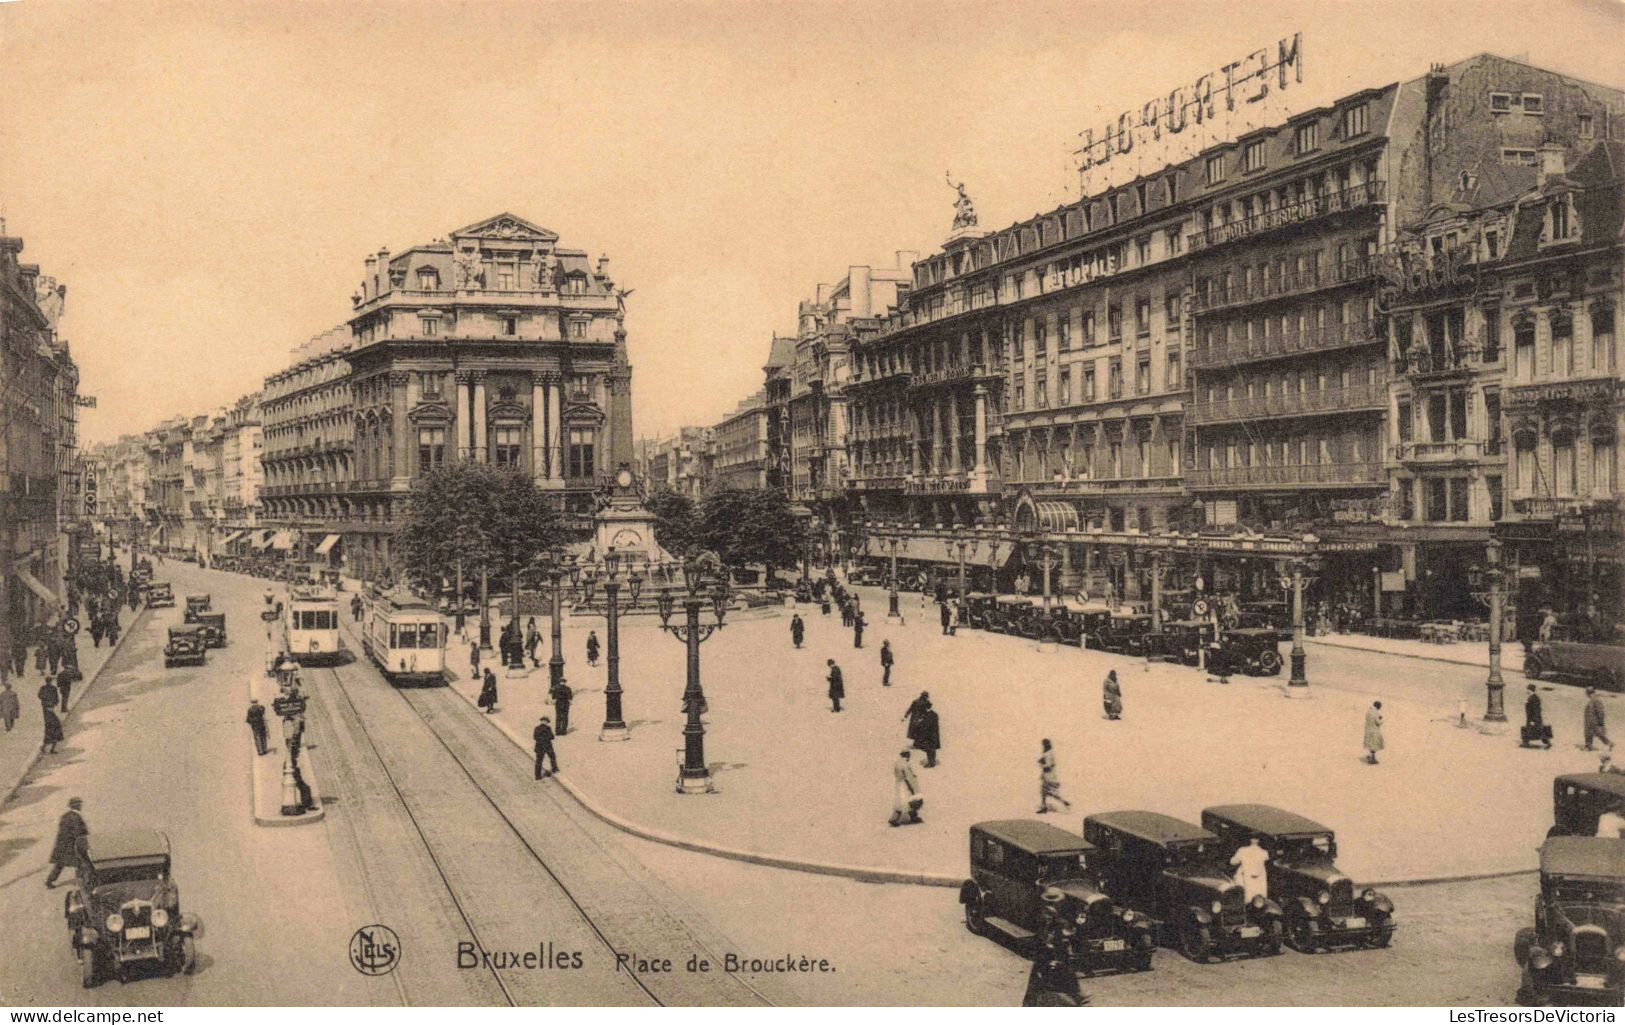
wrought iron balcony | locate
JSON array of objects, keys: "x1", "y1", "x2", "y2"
[
  {"x1": 1189, "y1": 320, "x2": 1380, "y2": 369},
  {"x1": 1186, "y1": 462, "x2": 1384, "y2": 489},
  {"x1": 1188, "y1": 180, "x2": 1386, "y2": 253},
  {"x1": 1391, "y1": 439, "x2": 1492, "y2": 463},
  {"x1": 1186, "y1": 380, "x2": 1387, "y2": 425}
]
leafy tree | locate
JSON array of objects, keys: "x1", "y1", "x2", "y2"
[
  {"x1": 696, "y1": 487, "x2": 802, "y2": 574},
  {"x1": 645, "y1": 488, "x2": 698, "y2": 557},
  {"x1": 397, "y1": 464, "x2": 565, "y2": 593}
]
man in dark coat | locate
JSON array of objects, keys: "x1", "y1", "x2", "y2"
[
  {"x1": 826, "y1": 659, "x2": 844, "y2": 713},
  {"x1": 820, "y1": 594, "x2": 831, "y2": 617},
  {"x1": 56, "y1": 666, "x2": 72, "y2": 713},
  {"x1": 478, "y1": 667, "x2": 498, "y2": 714},
  {"x1": 586, "y1": 631, "x2": 600, "y2": 668},
  {"x1": 246, "y1": 698, "x2": 269, "y2": 755},
  {"x1": 38, "y1": 677, "x2": 59, "y2": 716},
  {"x1": 940, "y1": 600, "x2": 952, "y2": 635},
  {"x1": 533, "y1": 716, "x2": 558, "y2": 778},
  {"x1": 552, "y1": 680, "x2": 573, "y2": 735},
  {"x1": 911, "y1": 700, "x2": 940, "y2": 767},
  {"x1": 790, "y1": 614, "x2": 805, "y2": 649},
  {"x1": 852, "y1": 610, "x2": 865, "y2": 649},
  {"x1": 45, "y1": 797, "x2": 87, "y2": 888},
  {"x1": 351, "y1": 595, "x2": 364, "y2": 622},
  {"x1": 879, "y1": 640, "x2": 894, "y2": 686},
  {"x1": 1523, "y1": 683, "x2": 1552, "y2": 749},
  {"x1": 1585, "y1": 687, "x2": 1613, "y2": 752}
]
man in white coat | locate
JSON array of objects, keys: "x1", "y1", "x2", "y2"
[{"x1": 1230, "y1": 836, "x2": 1271, "y2": 902}]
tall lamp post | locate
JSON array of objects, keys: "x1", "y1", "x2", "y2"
[
  {"x1": 1033, "y1": 542, "x2": 1061, "y2": 607},
  {"x1": 583, "y1": 547, "x2": 642, "y2": 740},
  {"x1": 879, "y1": 527, "x2": 907, "y2": 619},
  {"x1": 1279, "y1": 557, "x2": 1319, "y2": 688},
  {"x1": 656, "y1": 554, "x2": 730, "y2": 794},
  {"x1": 536, "y1": 552, "x2": 579, "y2": 692},
  {"x1": 951, "y1": 525, "x2": 973, "y2": 599},
  {"x1": 1470, "y1": 538, "x2": 1510, "y2": 723}
]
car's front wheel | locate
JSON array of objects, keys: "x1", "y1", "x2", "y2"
[
  {"x1": 963, "y1": 893, "x2": 988, "y2": 937},
  {"x1": 1179, "y1": 925, "x2": 1212, "y2": 963},
  {"x1": 1365, "y1": 925, "x2": 1394, "y2": 949},
  {"x1": 80, "y1": 946, "x2": 99, "y2": 989},
  {"x1": 1290, "y1": 916, "x2": 1320, "y2": 953},
  {"x1": 176, "y1": 936, "x2": 197, "y2": 975},
  {"x1": 1264, "y1": 919, "x2": 1284, "y2": 956},
  {"x1": 1257, "y1": 650, "x2": 1284, "y2": 676}
]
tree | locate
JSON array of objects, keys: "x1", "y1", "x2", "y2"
[
  {"x1": 696, "y1": 487, "x2": 801, "y2": 574},
  {"x1": 397, "y1": 464, "x2": 565, "y2": 593},
  {"x1": 645, "y1": 488, "x2": 698, "y2": 557}
]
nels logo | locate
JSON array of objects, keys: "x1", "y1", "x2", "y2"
[{"x1": 349, "y1": 924, "x2": 401, "y2": 976}]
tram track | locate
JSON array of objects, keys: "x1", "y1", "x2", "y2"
[{"x1": 313, "y1": 617, "x2": 779, "y2": 1006}]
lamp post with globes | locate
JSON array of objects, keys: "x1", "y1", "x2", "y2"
[
  {"x1": 535, "y1": 551, "x2": 579, "y2": 693},
  {"x1": 951, "y1": 525, "x2": 974, "y2": 599},
  {"x1": 656, "y1": 554, "x2": 730, "y2": 794},
  {"x1": 1469, "y1": 538, "x2": 1511, "y2": 723},
  {"x1": 878, "y1": 527, "x2": 907, "y2": 619},
  {"x1": 582, "y1": 547, "x2": 643, "y2": 740}
]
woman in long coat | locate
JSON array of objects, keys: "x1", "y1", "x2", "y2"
[
  {"x1": 477, "y1": 667, "x2": 499, "y2": 714},
  {"x1": 1037, "y1": 739, "x2": 1071, "y2": 814},
  {"x1": 42, "y1": 706, "x2": 64, "y2": 753},
  {"x1": 1364, "y1": 701, "x2": 1385, "y2": 764},
  {"x1": 906, "y1": 695, "x2": 940, "y2": 767},
  {"x1": 1, "y1": 681, "x2": 20, "y2": 731},
  {"x1": 1102, "y1": 670, "x2": 1123, "y2": 720},
  {"x1": 889, "y1": 751, "x2": 921, "y2": 826}
]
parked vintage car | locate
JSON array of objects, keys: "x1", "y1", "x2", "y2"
[
  {"x1": 1032, "y1": 601, "x2": 1095, "y2": 646},
  {"x1": 1239, "y1": 599, "x2": 1292, "y2": 634},
  {"x1": 182, "y1": 594, "x2": 211, "y2": 623},
  {"x1": 163, "y1": 626, "x2": 207, "y2": 668},
  {"x1": 1082, "y1": 811, "x2": 1284, "y2": 962},
  {"x1": 1551, "y1": 774, "x2": 1625, "y2": 838},
  {"x1": 1200, "y1": 804, "x2": 1395, "y2": 951},
  {"x1": 1205, "y1": 629, "x2": 1287, "y2": 677},
  {"x1": 193, "y1": 612, "x2": 227, "y2": 649},
  {"x1": 1514, "y1": 836, "x2": 1625, "y2": 1006},
  {"x1": 1154, "y1": 620, "x2": 1215, "y2": 666},
  {"x1": 962, "y1": 593, "x2": 999, "y2": 631},
  {"x1": 959, "y1": 820, "x2": 1155, "y2": 974},
  {"x1": 846, "y1": 564, "x2": 887, "y2": 587},
  {"x1": 144, "y1": 583, "x2": 175, "y2": 610},
  {"x1": 1526, "y1": 639, "x2": 1625, "y2": 692},
  {"x1": 1089, "y1": 612, "x2": 1156, "y2": 657},
  {"x1": 63, "y1": 830, "x2": 202, "y2": 987},
  {"x1": 989, "y1": 596, "x2": 1040, "y2": 635}
]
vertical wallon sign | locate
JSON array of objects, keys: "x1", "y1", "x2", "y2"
[{"x1": 1075, "y1": 34, "x2": 1304, "y2": 178}]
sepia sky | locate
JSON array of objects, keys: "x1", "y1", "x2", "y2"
[{"x1": 2, "y1": 0, "x2": 1622, "y2": 446}]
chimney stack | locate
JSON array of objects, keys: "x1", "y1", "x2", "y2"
[{"x1": 1537, "y1": 143, "x2": 1567, "y2": 186}]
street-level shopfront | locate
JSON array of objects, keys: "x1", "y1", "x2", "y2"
[{"x1": 1497, "y1": 500, "x2": 1623, "y2": 645}]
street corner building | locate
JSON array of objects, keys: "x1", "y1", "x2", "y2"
[{"x1": 257, "y1": 214, "x2": 637, "y2": 579}]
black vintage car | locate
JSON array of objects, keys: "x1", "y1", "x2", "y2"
[
  {"x1": 144, "y1": 583, "x2": 174, "y2": 610},
  {"x1": 182, "y1": 594, "x2": 211, "y2": 623},
  {"x1": 1526, "y1": 639, "x2": 1625, "y2": 693},
  {"x1": 990, "y1": 596, "x2": 1040, "y2": 636},
  {"x1": 960, "y1": 820, "x2": 1155, "y2": 974},
  {"x1": 1514, "y1": 836, "x2": 1625, "y2": 1006},
  {"x1": 1089, "y1": 612, "x2": 1156, "y2": 657},
  {"x1": 1205, "y1": 629, "x2": 1287, "y2": 677},
  {"x1": 1551, "y1": 774, "x2": 1625, "y2": 838},
  {"x1": 1154, "y1": 620, "x2": 1215, "y2": 666},
  {"x1": 1083, "y1": 811, "x2": 1284, "y2": 962},
  {"x1": 1201, "y1": 804, "x2": 1395, "y2": 951},
  {"x1": 163, "y1": 626, "x2": 207, "y2": 668},
  {"x1": 64, "y1": 830, "x2": 203, "y2": 987},
  {"x1": 194, "y1": 612, "x2": 227, "y2": 649},
  {"x1": 961, "y1": 593, "x2": 999, "y2": 631}
]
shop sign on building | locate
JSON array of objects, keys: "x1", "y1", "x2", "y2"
[{"x1": 1374, "y1": 243, "x2": 1478, "y2": 313}]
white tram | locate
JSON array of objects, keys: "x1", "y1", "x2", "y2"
[
  {"x1": 285, "y1": 587, "x2": 342, "y2": 664},
  {"x1": 362, "y1": 590, "x2": 447, "y2": 686}
]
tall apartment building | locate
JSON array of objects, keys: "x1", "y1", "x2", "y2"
[{"x1": 711, "y1": 391, "x2": 771, "y2": 491}]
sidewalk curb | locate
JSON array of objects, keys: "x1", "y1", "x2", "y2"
[
  {"x1": 1305, "y1": 636, "x2": 1511, "y2": 672},
  {"x1": 1, "y1": 606, "x2": 151, "y2": 809}
]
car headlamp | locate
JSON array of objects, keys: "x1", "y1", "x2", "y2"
[
  {"x1": 1361, "y1": 888, "x2": 1376, "y2": 902},
  {"x1": 1122, "y1": 910, "x2": 1134, "y2": 923},
  {"x1": 1317, "y1": 891, "x2": 1330, "y2": 905},
  {"x1": 1251, "y1": 895, "x2": 1265, "y2": 909},
  {"x1": 1211, "y1": 900, "x2": 1223, "y2": 914},
  {"x1": 151, "y1": 908, "x2": 169, "y2": 928},
  {"x1": 105, "y1": 913, "x2": 124, "y2": 933},
  {"x1": 1551, "y1": 941, "x2": 1566, "y2": 958}
]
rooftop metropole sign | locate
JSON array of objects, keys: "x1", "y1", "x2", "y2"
[{"x1": 1074, "y1": 34, "x2": 1304, "y2": 183}]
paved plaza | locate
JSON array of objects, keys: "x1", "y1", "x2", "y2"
[{"x1": 447, "y1": 581, "x2": 1599, "y2": 885}]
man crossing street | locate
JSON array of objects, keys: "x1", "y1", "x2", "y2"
[
  {"x1": 533, "y1": 716, "x2": 558, "y2": 778},
  {"x1": 826, "y1": 659, "x2": 844, "y2": 713}
]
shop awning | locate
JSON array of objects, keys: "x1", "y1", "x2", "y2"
[
  {"x1": 270, "y1": 530, "x2": 296, "y2": 551},
  {"x1": 13, "y1": 564, "x2": 61, "y2": 607},
  {"x1": 861, "y1": 536, "x2": 1014, "y2": 568},
  {"x1": 314, "y1": 534, "x2": 341, "y2": 556},
  {"x1": 219, "y1": 530, "x2": 245, "y2": 546}
]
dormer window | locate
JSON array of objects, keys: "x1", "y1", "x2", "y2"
[
  {"x1": 416, "y1": 267, "x2": 440, "y2": 290},
  {"x1": 1293, "y1": 121, "x2": 1318, "y2": 155},
  {"x1": 1489, "y1": 92, "x2": 1513, "y2": 114},
  {"x1": 1521, "y1": 94, "x2": 1544, "y2": 115},
  {"x1": 1579, "y1": 113, "x2": 1595, "y2": 139},
  {"x1": 1341, "y1": 102, "x2": 1369, "y2": 138},
  {"x1": 1205, "y1": 154, "x2": 1226, "y2": 185},
  {"x1": 1543, "y1": 194, "x2": 1578, "y2": 246},
  {"x1": 568, "y1": 275, "x2": 586, "y2": 295}
]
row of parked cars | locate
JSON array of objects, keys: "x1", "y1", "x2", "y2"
[
  {"x1": 960, "y1": 803, "x2": 1395, "y2": 975},
  {"x1": 160, "y1": 592, "x2": 227, "y2": 668},
  {"x1": 956, "y1": 594, "x2": 1289, "y2": 677}
]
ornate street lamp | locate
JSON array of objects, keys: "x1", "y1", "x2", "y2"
[
  {"x1": 588, "y1": 547, "x2": 643, "y2": 740},
  {"x1": 1277, "y1": 557, "x2": 1320, "y2": 688},
  {"x1": 1033, "y1": 542, "x2": 1062, "y2": 607},
  {"x1": 1469, "y1": 538, "x2": 1511, "y2": 723},
  {"x1": 534, "y1": 551, "x2": 579, "y2": 692},
  {"x1": 951, "y1": 523, "x2": 972, "y2": 599},
  {"x1": 880, "y1": 526, "x2": 907, "y2": 619},
  {"x1": 656, "y1": 553, "x2": 730, "y2": 794}
]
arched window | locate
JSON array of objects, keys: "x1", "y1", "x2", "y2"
[{"x1": 1552, "y1": 428, "x2": 1576, "y2": 498}]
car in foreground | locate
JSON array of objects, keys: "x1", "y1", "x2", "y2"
[
  {"x1": 1200, "y1": 804, "x2": 1394, "y2": 951},
  {"x1": 163, "y1": 626, "x2": 207, "y2": 668},
  {"x1": 960, "y1": 819, "x2": 1153, "y2": 974},
  {"x1": 1205, "y1": 628, "x2": 1286, "y2": 677},
  {"x1": 1514, "y1": 836, "x2": 1625, "y2": 1006},
  {"x1": 1552, "y1": 774, "x2": 1625, "y2": 838},
  {"x1": 63, "y1": 830, "x2": 202, "y2": 987},
  {"x1": 1083, "y1": 810, "x2": 1283, "y2": 962}
]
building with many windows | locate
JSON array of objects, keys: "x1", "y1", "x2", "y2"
[
  {"x1": 711, "y1": 391, "x2": 771, "y2": 491},
  {"x1": 259, "y1": 326, "x2": 354, "y2": 563}
]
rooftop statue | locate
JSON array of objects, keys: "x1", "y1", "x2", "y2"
[{"x1": 947, "y1": 171, "x2": 978, "y2": 230}]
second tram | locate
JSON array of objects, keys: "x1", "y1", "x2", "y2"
[
  {"x1": 362, "y1": 590, "x2": 448, "y2": 686},
  {"x1": 285, "y1": 588, "x2": 343, "y2": 665}
]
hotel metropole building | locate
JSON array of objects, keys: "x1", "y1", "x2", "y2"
[
  {"x1": 337, "y1": 214, "x2": 633, "y2": 579},
  {"x1": 840, "y1": 53, "x2": 1623, "y2": 611}
]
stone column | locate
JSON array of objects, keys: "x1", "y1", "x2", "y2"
[
  {"x1": 531, "y1": 373, "x2": 547, "y2": 478},
  {"x1": 910, "y1": 406, "x2": 922, "y2": 475},
  {"x1": 390, "y1": 372, "x2": 410, "y2": 481},
  {"x1": 948, "y1": 391, "x2": 961, "y2": 472},
  {"x1": 472, "y1": 373, "x2": 488, "y2": 463},
  {"x1": 455, "y1": 372, "x2": 472, "y2": 461},
  {"x1": 549, "y1": 376, "x2": 565, "y2": 481},
  {"x1": 930, "y1": 397, "x2": 943, "y2": 473},
  {"x1": 973, "y1": 385, "x2": 988, "y2": 476}
]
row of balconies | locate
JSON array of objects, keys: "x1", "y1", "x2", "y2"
[
  {"x1": 1190, "y1": 319, "x2": 1381, "y2": 369},
  {"x1": 1189, "y1": 257, "x2": 1376, "y2": 315},
  {"x1": 1185, "y1": 461, "x2": 1384, "y2": 488},
  {"x1": 1390, "y1": 439, "x2": 1504, "y2": 463},
  {"x1": 1187, "y1": 180, "x2": 1386, "y2": 253},
  {"x1": 1186, "y1": 380, "x2": 1387, "y2": 425}
]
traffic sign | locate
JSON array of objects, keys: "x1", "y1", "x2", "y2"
[{"x1": 62, "y1": 618, "x2": 80, "y2": 636}]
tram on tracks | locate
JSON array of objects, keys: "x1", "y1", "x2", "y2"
[
  {"x1": 285, "y1": 587, "x2": 343, "y2": 665},
  {"x1": 361, "y1": 589, "x2": 448, "y2": 686}
]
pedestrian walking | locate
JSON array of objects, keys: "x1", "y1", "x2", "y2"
[
  {"x1": 939, "y1": 601, "x2": 952, "y2": 635},
  {"x1": 246, "y1": 698, "x2": 269, "y2": 756},
  {"x1": 1522, "y1": 683, "x2": 1552, "y2": 749},
  {"x1": 57, "y1": 669, "x2": 72, "y2": 713},
  {"x1": 46, "y1": 629, "x2": 62, "y2": 675},
  {"x1": 1037, "y1": 739, "x2": 1071, "y2": 814},
  {"x1": 879, "y1": 639, "x2": 893, "y2": 686},
  {"x1": 949, "y1": 600, "x2": 961, "y2": 636},
  {"x1": 533, "y1": 716, "x2": 558, "y2": 778},
  {"x1": 41, "y1": 705, "x2": 64, "y2": 754},
  {"x1": 105, "y1": 614, "x2": 119, "y2": 647},
  {"x1": 1102, "y1": 670, "x2": 1122, "y2": 721},
  {"x1": 908, "y1": 697, "x2": 940, "y2": 768},
  {"x1": 826, "y1": 659, "x2": 844, "y2": 713},
  {"x1": 526, "y1": 619, "x2": 541, "y2": 667},
  {"x1": 552, "y1": 680, "x2": 573, "y2": 735},
  {"x1": 0, "y1": 680, "x2": 19, "y2": 732},
  {"x1": 1363, "y1": 701, "x2": 1385, "y2": 764},
  {"x1": 45, "y1": 797, "x2": 87, "y2": 888},
  {"x1": 853, "y1": 610, "x2": 865, "y2": 649},
  {"x1": 586, "y1": 631, "x2": 600, "y2": 668},
  {"x1": 351, "y1": 595, "x2": 363, "y2": 622},
  {"x1": 470, "y1": 640, "x2": 481, "y2": 677},
  {"x1": 38, "y1": 677, "x2": 59, "y2": 715},
  {"x1": 478, "y1": 667, "x2": 499, "y2": 714},
  {"x1": 820, "y1": 595, "x2": 831, "y2": 617},
  {"x1": 790, "y1": 614, "x2": 805, "y2": 649},
  {"x1": 889, "y1": 750, "x2": 922, "y2": 827},
  {"x1": 1585, "y1": 687, "x2": 1614, "y2": 751},
  {"x1": 840, "y1": 599, "x2": 853, "y2": 628},
  {"x1": 89, "y1": 618, "x2": 103, "y2": 648}
]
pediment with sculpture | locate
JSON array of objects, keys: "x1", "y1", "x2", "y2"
[
  {"x1": 407, "y1": 400, "x2": 453, "y2": 424},
  {"x1": 563, "y1": 402, "x2": 605, "y2": 424},
  {"x1": 450, "y1": 213, "x2": 560, "y2": 245}
]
